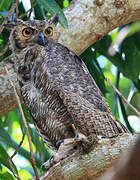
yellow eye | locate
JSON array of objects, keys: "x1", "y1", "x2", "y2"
[
  {"x1": 22, "y1": 27, "x2": 33, "y2": 37},
  {"x1": 45, "y1": 27, "x2": 53, "y2": 36}
]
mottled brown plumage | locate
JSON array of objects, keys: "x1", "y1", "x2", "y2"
[{"x1": 9, "y1": 16, "x2": 128, "y2": 168}]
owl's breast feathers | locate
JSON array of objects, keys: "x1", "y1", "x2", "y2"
[{"x1": 18, "y1": 41, "x2": 128, "y2": 148}]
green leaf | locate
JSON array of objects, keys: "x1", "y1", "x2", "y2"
[
  {"x1": 28, "y1": 126, "x2": 52, "y2": 161},
  {"x1": 128, "y1": 21, "x2": 140, "y2": 37},
  {"x1": 0, "y1": 125, "x2": 41, "y2": 168},
  {"x1": 36, "y1": 0, "x2": 68, "y2": 28},
  {"x1": 93, "y1": 36, "x2": 124, "y2": 73},
  {"x1": 80, "y1": 47, "x2": 106, "y2": 95},
  {"x1": 0, "y1": 125, "x2": 15, "y2": 145},
  {"x1": 18, "y1": 169, "x2": 32, "y2": 180},
  {"x1": 127, "y1": 91, "x2": 140, "y2": 116},
  {"x1": 113, "y1": 70, "x2": 120, "y2": 115},
  {"x1": 121, "y1": 37, "x2": 140, "y2": 81},
  {"x1": 0, "y1": 143, "x2": 18, "y2": 174},
  {"x1": 133, "y1": 79, "x2": 140, "y2": 92},
  {"x1": 18, "y1": 1, "x2": 26, "y2": 20},
  {"x1": 0, "y1": 28, "x2": 11, "y2": 61},
  {"x1": 0, "y1": 172, "x2": 14, "y2": 180},
  {"x1": 132, "y1": 32, "x2": 140, "y2": 51},
  {"x1": 117, "y1": 96, "x2": 134, "y2": 133},
  {"x1": 34, "y1": 0, "x2": 46, "y2": 20},
  {"x1": 0, "y1": 0, "x2": 12, "y2": 12},
  {"x1": 22, "y1": 105, "x2": 32, "y2": 124},
  {"x1": 93, "y1": 35, "x2": 140, "y2": 91}
]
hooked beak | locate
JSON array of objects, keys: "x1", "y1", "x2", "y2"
[{"x1": 37, "y1": 32, "x2": 46, "y2": 46}]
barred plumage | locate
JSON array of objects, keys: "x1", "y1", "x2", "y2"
[{"x1": 9, "y1": 16, "x2": 128, "y2": 167}]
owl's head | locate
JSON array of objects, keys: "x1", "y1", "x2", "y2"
[{"x1": 9, "y1": 15, "x2": 59, "y2": 52}]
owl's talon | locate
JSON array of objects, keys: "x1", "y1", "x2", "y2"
[
  {"x1": 73, "y1": 133, "x2": 88, "y2": 144},
  {"x1": 49, "y1": 155, "x2": 54, "y2": 162},
  {"x1": 101, "y1": 136, "x2": 107, "y2": 138},
  {"x1": 56, "y1": 139, "x2": 63, "y2": 147},
  {"x1": 74, "y1": 134, "x2": 79, "y2": 142},
  {"x1": 40, "y1": 155, "x2": 54, "y2": 171}
]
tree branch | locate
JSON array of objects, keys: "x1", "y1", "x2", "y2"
[
  {"x1": 0, "y1": 0, "x2": 140, "y2": 116},
  {"x1": 99, "y1": 135, "x2": 140, "y2": 180},
  {"x1": 32, "y1": 134, "x2": 137, "y2": 180}
]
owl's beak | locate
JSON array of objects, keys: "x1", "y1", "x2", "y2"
[{"x1": 37, "y1": 33, "x2": 46, "y2": 46}]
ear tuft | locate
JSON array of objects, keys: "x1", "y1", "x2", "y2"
[
  {"x1": 14, "y1": 18, "x2": 25, "y2": 25},
  {"x1": 51, "y1": 14, "x2": 59, "y2": 25},
  {"x1": 4, "y1": 23, "x2": 16, "y2": 29}
]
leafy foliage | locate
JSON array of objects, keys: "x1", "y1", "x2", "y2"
[
  {"x1": 36, "y1": 0, "x2": 68, "y2": 28},
  {"x1": 0, "y1": 0, "x2": 140, "y2": 179}
]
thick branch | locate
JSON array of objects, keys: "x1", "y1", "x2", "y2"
[
  {"x1": 0, "y1": 0, "x2": 140, "y2": 115},
  {"x1": 99, "y1": 135, "x2": 140, "y2": 180},
  {"x1": 33, "y1": 134, "x2": 137, "y2": 180}
]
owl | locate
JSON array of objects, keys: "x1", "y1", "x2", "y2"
[{"x1": 9, "y1": 15, "x2": 128, "y2": 169}]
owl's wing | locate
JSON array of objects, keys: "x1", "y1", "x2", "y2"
[{"x1": 42, "y1": 42, "x2": 128, "y2": 137}]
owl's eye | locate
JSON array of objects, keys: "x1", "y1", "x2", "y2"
[
  {"x1": 45, "y1": 27, "x2": 53, "y2": 36},
  {"x1": 22, "y1": 27, "x2": 33, "y2": 37}
]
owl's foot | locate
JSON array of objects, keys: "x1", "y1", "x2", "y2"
[
  {"x1": 41, "y1": 138, "x2": 78, "y2": 170},
  {"x1": 71, "y1": 124, "x2": 92, "y2": 148},
  {"x1": 73, "y1": 133, "x2": 96, "y2": 152},
  {"x1": 73, "y1": 133, "x2": 89, "y2": 143},
  {"x1": 41, "y1": 133, "x2": 95, "y2": 170},
  {"x1": 100, "y1": 136, "x2": 107, "y2": 138},
  {"x1": 56, "y1": 139, "x2": 64, "y2": 147},
  {"x1": 40, "y1": 155, "x2": 54, "y2": 170}
]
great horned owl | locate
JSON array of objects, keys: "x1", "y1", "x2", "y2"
[{"x1": 9, "y1": 15, "x2": 128, "y2": 168}]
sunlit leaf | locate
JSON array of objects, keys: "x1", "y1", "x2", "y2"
[
  {"x1": 19, "y1": 169, "x2": 32, "y2": 180},
  {"x1": 128, "y1": 21, "x2": 140, "y2": 36},
  {"x1": 0, "y1": 126, "x2": 41, "y2": 168},
  {"x1": 63, "y1": 0, "x2": 69, "y2": 8}
]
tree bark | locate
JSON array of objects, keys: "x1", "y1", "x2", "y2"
[
  {"x1": 32, "y1": 134, "x2": 137, "y2": 180},
  {"x1": 99, "y1": 135, "x2": 140, "y2": 180},
  {"x1": 0, "y1": 0, "x2": 140, "y2": 116}
]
